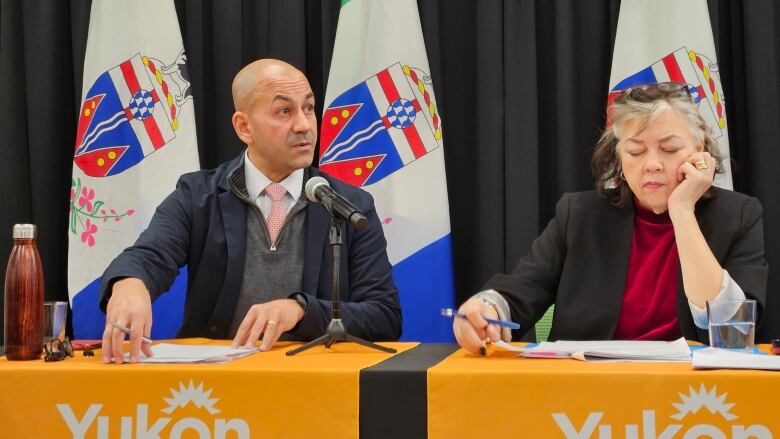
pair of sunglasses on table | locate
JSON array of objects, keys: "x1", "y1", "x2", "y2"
[
  {"x1": 43, "y1": 337, "x2": 74, "y2": 362},
  {"x1": 43, "y1": 338, "x2": 100, "y2": 361}
]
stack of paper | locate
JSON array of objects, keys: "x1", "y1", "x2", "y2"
[
  {"x1": 692, "y1": 347, "x2": 780, "y2": 370},
  {"x1": 493, "y1": 337, "x2": 692, "y2": 362},
  {"x1": 121, "y1": 343, "x2": 259, "y2": 364}
]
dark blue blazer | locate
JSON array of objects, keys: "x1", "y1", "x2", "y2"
[{"x1": 99, "y1": 152, "x2": 402, "y2": 341}]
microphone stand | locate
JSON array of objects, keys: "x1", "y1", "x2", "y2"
[{"x1": 286, "y1": 215, "x2": 396, "y2": 356}]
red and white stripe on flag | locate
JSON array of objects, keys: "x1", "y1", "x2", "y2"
[{"x1": 365, "y1": 64, "x2": 436, "y2": 165}]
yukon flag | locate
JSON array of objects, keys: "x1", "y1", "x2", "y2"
[
  {"x1": 609, "y1": 0, "x2": 732, "y2": 189},
  {"x1": 321, "y1": 0, "x2": 455, "y2": 341},
  {"x1": 68, "y1": 0, "x2": 199, "y2": 338}
]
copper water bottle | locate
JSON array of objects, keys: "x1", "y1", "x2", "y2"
[{"x1": 4, "y1": 224, "x2": 44, "y2": 360}]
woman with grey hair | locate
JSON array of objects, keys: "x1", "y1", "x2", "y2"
[{"x1": 453, "y1": 82, "x2": 767, "y2": 355}]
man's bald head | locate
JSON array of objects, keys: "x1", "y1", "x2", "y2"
[
  {"x1": 231, "y1": 59, "x2": 308, "y2": 112},
  {"x1": 229, "y1": 58, "x2": 317, "y2": 182}
]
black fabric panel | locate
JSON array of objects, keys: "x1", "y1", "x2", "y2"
[
  {"x1": 0, "y1": 0, "x2": 31, "y2": 345},
  {"x1": 0, "y1": 0, "x2": 91, "y2": 342},
  {"x1": 359, "y1": 343, "x2": 458, "y2": 439},
  {"x1": 1, "y1": 0, "x2": 779, "y2": 343},
  {"x1": 708, "y1": 0, "x2": 780, "y2": 340}
]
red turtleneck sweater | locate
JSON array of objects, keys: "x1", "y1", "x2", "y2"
[{"x1": 614, "y1": 201, "x2": 682, "y2": 340}]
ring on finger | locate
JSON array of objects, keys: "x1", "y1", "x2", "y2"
[
  {"x1": 694, "y1": 160, "x2": 708, "y2": 170},
  {"x1": 266, "y1": 319, "x2": 278, "y2": 327}
]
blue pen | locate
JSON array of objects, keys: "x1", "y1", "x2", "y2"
[{"x1": 440, "y1": 308, "x2": 521, "y2": 329}]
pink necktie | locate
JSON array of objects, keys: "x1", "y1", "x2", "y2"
[{"x1": 264, "y1": 183, "x2": 287, "y2": 243}]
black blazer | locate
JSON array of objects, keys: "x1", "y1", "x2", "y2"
[
  {"x1": 99, "y1": 152, "x2": 402, "y2": 341},
  {"x1": 485, "y1": 188, "x2": 767, "y2": 342}
]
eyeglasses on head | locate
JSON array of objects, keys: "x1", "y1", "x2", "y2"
[{"x1": 619, "y1": 82, "x2": 692, "y2": 102}]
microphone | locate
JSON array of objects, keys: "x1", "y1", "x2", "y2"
[{"x1": 305, "y1": 176, "x2": 368, "y2": 230}]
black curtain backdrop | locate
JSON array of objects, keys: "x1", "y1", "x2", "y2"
[{"x1": 1, "y1": 0, "x2": 778, "y2": 342}]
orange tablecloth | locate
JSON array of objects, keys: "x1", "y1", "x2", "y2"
[
  {"x1": 428, "y1": 344, "x2": 780, "y2": 438},
  {"x1": 0, "y1": 339, "x2": 416, "y2": 438}
]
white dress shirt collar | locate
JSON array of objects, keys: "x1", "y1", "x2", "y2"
[{"x1": 243, "y1": 150, "x2": 303, "y2": 203}]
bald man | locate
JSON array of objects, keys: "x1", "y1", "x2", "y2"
[{"x1": 99, "y1": 59, "x2": 401, "y2": 363}]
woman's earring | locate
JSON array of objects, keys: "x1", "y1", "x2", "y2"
[{"x1": 619, "y1": 171, "x2": 625, "y2": 180}]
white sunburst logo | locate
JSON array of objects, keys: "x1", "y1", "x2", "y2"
[
  {"x1": 162, "y1": 380, "x2": 221, "y2": 415},
  {"x1": 58, "y1": 379, "x2": 251, "y2": 438},
  {"x1": 552, "y1": 382, "x2": 772, "y2": 439},
  {"x1": 671, "y1": 383, "x2": 736, "y2": 421}
]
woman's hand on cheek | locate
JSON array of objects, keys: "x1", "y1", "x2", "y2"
[{"x1": 668, "y1": 152, "x2": 715, "y2": 215}]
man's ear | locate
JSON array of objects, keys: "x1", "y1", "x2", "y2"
[{"x1": 232, "y1": 111, "x2": 253, "y2": 145}]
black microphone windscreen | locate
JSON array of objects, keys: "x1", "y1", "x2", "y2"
[{"x1": 304, "y1": 176, "x2": 329, "y2": 202}]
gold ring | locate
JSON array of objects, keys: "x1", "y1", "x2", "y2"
[
  {"x1": 695, "y1": 160, "x2": 708, "y2": 170},
  {"x1": 266, "y1": 319, "x2": 278, "y2": 327}
]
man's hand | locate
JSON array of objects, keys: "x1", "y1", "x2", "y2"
[
  {"x1": 453, "y1": 297, "x2": 501, "y2": 356},
  {"x1": 101, "y1": 278, "x2": 153, "y2": 364},
  {"x1": 232, "y1": 298, "x2": 305, "y2": 351}
]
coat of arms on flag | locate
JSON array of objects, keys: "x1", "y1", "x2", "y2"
[
  {"x1": 607, "y1": 47, "x2": 726, "y2": 140},
  {"x1": 74, "y1": 50, "x2": 192, "y2": 177},
  {"x1": 324, "y1": 0, "x2": 455, "y2": 341},
  {"x1": 318, "y1": 62, "x2": 442, "y2": 187}
]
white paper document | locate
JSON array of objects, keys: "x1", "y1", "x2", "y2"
[
  {"x1": 692, "y1": 347, "x2": 780, "y2": 370},
  {"x1": 493, "y1": 337, "x2": 692, "y2": 362},
  {"x1": 121, "y1": 343, "x2": 259, "y2": 364}
]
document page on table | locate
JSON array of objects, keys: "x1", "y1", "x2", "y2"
[
  {"x1": 121, "y1": 343, "x2": 259, "y2": 363},
  {"x1": 493, "y1": 337, "x2": 692, "y2": 362},
  {"x1": 693, "y1": 347, "x2": 780, "y2": 370}
]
